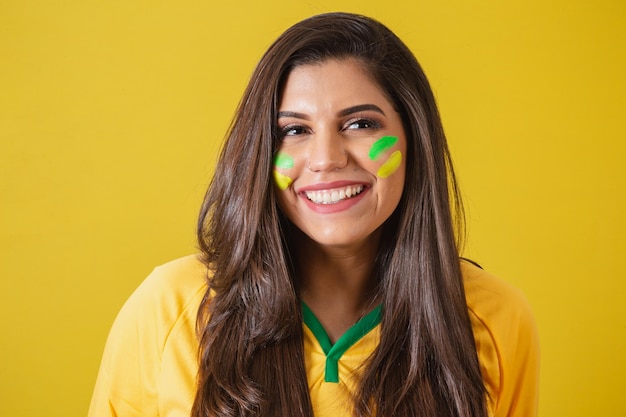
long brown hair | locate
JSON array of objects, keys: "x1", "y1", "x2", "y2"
[{"x1": 194, "y1": 12, "x2": 487, "y2": 417}]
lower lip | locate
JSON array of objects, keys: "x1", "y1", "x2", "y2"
[{"x1": 300, "y1": 188, "x2": 369, "y2": 214}]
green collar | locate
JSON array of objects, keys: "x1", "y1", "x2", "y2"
[{"x1": 302, "y1": 302, "x2": 382, "y2": 383}]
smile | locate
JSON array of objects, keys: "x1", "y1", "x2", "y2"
[{"x1": 304, "y1": 185, "x2": 364, "y2": 204}]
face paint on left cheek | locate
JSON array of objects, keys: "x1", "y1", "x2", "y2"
[
  {"x1": 376, "y1": 150, "x2": 402, "y2": 178},
  {"x1": 368, "y1": 136, "x2": 402, "y2": 178},
  {"x1": 368, "y1": 136, "x2": 399, "y2": 160},
  {"x1": 273, "y1": 152, "x2": 295, "y2": 190}
]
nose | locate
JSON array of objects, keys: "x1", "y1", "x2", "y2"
[{"x1": 306, "y1": 130, "x2": 348, "y2": 172}]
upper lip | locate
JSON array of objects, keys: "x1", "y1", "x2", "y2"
[{"x1": 296, "y1": 180, "x2": 368, "y2": 193}]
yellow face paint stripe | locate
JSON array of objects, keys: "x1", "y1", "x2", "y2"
[
  {"x1": 376, "y1": 150, "x2": 402, "y2": 178},
  {"x1": 273, "y1": 170, "x2": 293, "y2": 190}
]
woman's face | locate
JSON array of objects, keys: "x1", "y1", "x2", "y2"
[{"x1": 274, "y1": 59, "x2": 406, "y2": 249}]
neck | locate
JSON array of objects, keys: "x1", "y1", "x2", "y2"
[{"x1": 293, "y1": 229, "x2": 381, "y2": 342}]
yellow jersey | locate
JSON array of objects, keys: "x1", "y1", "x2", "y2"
[{"x1": 88, "y1": 255, "x2": 539, "y2": 417}]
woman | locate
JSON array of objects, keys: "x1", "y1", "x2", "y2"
[{"x1": 89, "y1": 12, "x2": 539, "y2": 417}]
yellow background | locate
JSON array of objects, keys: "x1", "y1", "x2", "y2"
[{"x1": 1, "y1": 0, "x2": 624, "y2": 415}]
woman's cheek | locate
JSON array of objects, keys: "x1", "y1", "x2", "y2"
[
  {"x1": 369, "y1": 135, "x2": 403, "y2": 179},
  {"x1": 273, "y1": 152, "x2": 295, "y2": 190}
]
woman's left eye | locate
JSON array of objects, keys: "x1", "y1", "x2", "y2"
[{"x1": 345, "y1": 118, "x2": 381, "y2": 130}]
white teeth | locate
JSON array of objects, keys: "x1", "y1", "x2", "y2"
[{"x1": 304, "y1": 185, "x2": 364, "y2": 204}]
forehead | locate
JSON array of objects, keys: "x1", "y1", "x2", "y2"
[{"x1": 279, "y1": 59, "x2": 389, "y2": 109}]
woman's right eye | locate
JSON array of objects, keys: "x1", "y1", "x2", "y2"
[{"x1": 280, "y1": 125, "x2": 308, "y2": 138}]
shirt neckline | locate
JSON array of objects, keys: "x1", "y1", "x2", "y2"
[{"x1": 301, "y1": 302, "x2": 382, "y2": 383}]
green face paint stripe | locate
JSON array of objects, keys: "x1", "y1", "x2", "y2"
[
  {"x1": 368, "y1": 136, "x2": 398, "y2": 160},
  {"x1": 273, "y1": 171, "x2": 293, "y2": 190},
  {"x1": 274, "y1": 153, "x2": 294, "y2": 169},
  {"x1": 377, "y1": 150, "x2": 402, "y2": 178}
]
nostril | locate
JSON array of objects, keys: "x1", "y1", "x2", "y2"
[{"x1": 306, "y1": 147, "x2": 348, "y2": 172}]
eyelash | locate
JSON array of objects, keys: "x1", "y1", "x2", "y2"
[
  {"x1": 344, "y1": 117, "x2": 382, "y2": 131},
  {"x1": 278, "y1": 117, "x2": 382, "y2": 139},
  {"x1": 279, "y1": 124, "x2": 308, "y2": 138}
]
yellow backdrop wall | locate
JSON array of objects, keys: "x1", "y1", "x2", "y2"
[{"x1": 1, "y1": 1, "x2": 624, "y2": 416}]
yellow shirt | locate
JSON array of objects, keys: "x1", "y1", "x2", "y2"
[{"x1": 88, "y1": 255, "x2": 539, "y2": 417}]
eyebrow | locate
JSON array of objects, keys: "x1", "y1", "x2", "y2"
[
  {"x1": 338, "y1": 104, "x2": 386, "y2": 117},
  {"x1": 277, "y1": 104, "x2": 386, "y2": 120},
  {"x1": 277, "y1": 111, "x2": 309, "y2": 120}
]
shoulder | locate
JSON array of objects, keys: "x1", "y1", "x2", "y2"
[
  {"x1": 110, "y1": 254, "x2": 209, "y2": 353},
  {"x1": 462, "y1": 260, "x2": 535, "y2": 328},
  {"x1": 130, "y1": 254, "x2": 208, "y2": 302},
  {"x1": 461, "y1": 260, "x2": 540, "y2": 417},
  {"x1": 112, "y1": 254, "x2": 208, "y2": 333}
]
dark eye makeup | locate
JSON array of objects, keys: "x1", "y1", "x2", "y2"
[
  {"x1": 344, "y1": 117, "x2": 382, "y2": 131},
  {"x1": 278, "y1": 124, "x2": 309, "y2": 138}
]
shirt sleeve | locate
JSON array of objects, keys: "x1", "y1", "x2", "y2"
[
  {"x1": 88, "y1": 270, "x2": 165, "y2": 417},
  {"x1": 491, "y1": 288, "x2": 540, "y2": 417},
  {"x1": 88, "y1": 255, "x2": 207, "y2": 417},
  {"x1": 464, "y1": 262, "x2": 540, "y2": 417}
]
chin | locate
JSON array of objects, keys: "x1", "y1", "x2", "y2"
[{"x1": 303, "y1": 227, "x2": 381, "y2": 250}]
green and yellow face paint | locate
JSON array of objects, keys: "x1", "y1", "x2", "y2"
[
  {"x1": 368, "y1": 135, "x2": 402, "y2": 179},
  {"x1": 273, "y1": 152, "x2": 295, "y2": 190}
]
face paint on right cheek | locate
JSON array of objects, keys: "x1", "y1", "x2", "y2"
[
  {"x1": 273, "y1": 171, "x2": 293, "y2": 190},
  {"x1": 273, "y1": 152, "x2": 295, "y2": 190},
  {"x1": 274, "y1": 153, "x2": 295, "y2": 170}
]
